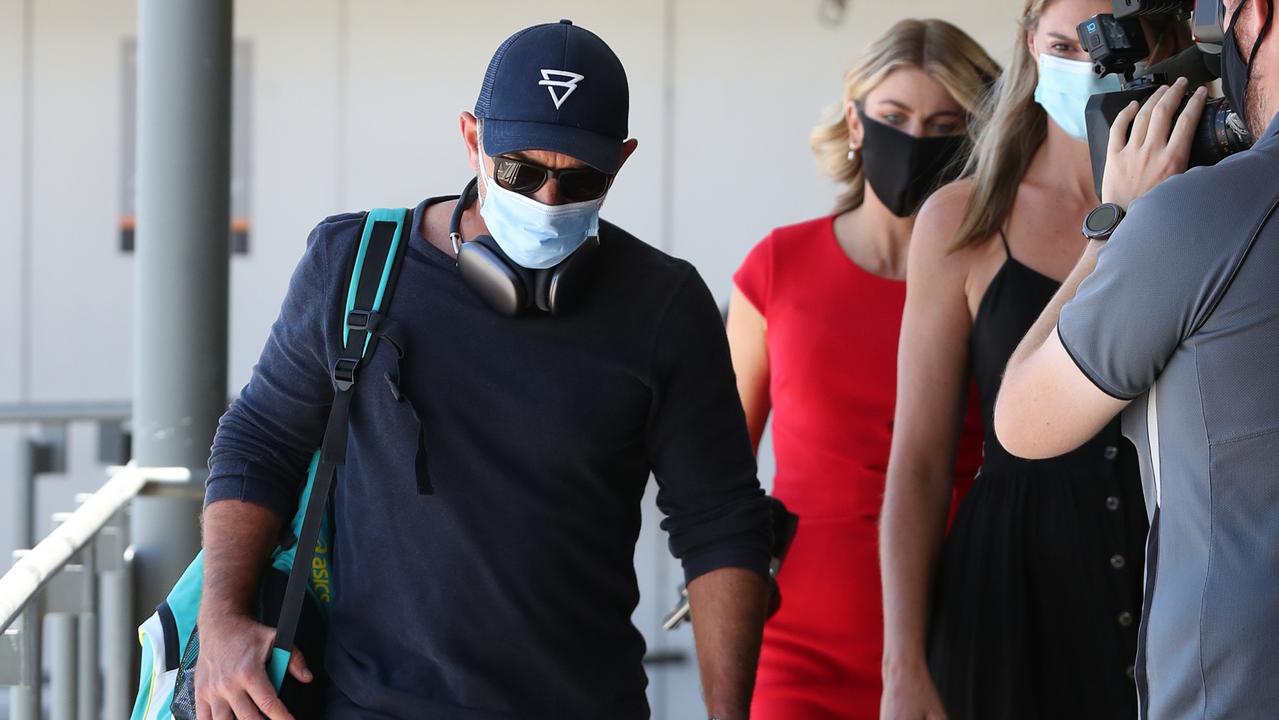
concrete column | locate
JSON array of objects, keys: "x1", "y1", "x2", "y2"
[{"x1": 131, "y1": 0, "x2": 233, "y2": 619}]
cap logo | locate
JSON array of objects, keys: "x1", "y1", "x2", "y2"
[{"x1": 538, "y1": 69, "x2": 585, "y2": 110}]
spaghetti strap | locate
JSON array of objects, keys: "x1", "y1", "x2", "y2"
[
  {"x1": 997, "y1": 229, "x2": 1012, "y2": 259},
  {"x1": 941, "y1": 214, "x2": 1145, "y2": 720}
]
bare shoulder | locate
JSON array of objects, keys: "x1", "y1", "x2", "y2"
[
  {"x1": 909, "y1": 179, "x2": 979, "y2": 274},
  {"x1": 920, "y1": 177, "x2": 975, "y2": 220}
]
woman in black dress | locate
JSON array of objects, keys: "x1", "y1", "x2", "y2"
[{"x1": 878, "y1": 1, "x2": 1193, "y2": 718}]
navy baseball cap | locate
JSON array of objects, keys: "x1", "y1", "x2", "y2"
[{"x1": 475, "y1": 19, "x2": 629, "y2": 174}]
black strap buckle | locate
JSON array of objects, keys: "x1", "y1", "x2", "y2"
[
  {"x1": 332, "y1": 357, "x2": 359, "y2": 391},
  {"x1": 347, "y1": 309, "x2": 373, "y2": 332}
]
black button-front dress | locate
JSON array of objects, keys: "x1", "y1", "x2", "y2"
[{"x1": 926, "y1": 233, "x2": 1148, "y2": 719}]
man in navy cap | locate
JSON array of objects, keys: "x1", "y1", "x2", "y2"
[{"x1": 194, "y1": 20, "x2": 772, "y2": 720}]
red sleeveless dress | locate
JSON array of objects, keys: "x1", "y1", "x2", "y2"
[{"x1": 735, "y1": 216, "x2": 984, "y2": 719}]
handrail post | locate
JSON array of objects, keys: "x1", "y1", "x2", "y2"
[
  {"x1": 14, "y1": 436, "x2": 36, "y2": 552},
  {"x1": 49, "y1": 611, "x2": 76, "y2": 720},
  {"x1": 77, "y1": 532, "x2": 99, "y2": 720},
  {"x1": 98, "y1": 518, "x2": 134, "y2": 720},
  {"x1": 9, "y1": 552, "x2": 43, "y2": 720}
]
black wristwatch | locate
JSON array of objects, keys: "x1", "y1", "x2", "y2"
[{"x1": 1082, "y1": 202, "x2": 1126, "y2": 242}]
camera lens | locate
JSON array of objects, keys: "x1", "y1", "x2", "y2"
[{"x1": 1190, "y1": 98, "x2": 1253, "y2": 166}]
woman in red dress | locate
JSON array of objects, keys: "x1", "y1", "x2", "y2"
[{"x1": 726, "y1": 20, "x2": 998, "y2": 719}]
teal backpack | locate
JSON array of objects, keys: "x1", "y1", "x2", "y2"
[{"x1": 131, "y1": 208, "x2": 412, "y2": 720}]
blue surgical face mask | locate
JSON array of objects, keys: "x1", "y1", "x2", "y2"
[
  {"x1": 1033, "y1": 53, "x2": 1122, "y2": 141},
  {"x1": 478, "y1": 164, "x2": 603, "y2": 270}
]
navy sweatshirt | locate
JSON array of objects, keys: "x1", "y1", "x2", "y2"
[{"x1": 206, "y1": 196, "x2": 772, "y2": 719}]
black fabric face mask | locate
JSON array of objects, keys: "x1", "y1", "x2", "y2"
[
  {"x1": 857, "y1": 107, "x2": 966, "y2": 218},
  {"x1": 1221, "y1": 0, "x2": 1273, "y2": 133}
]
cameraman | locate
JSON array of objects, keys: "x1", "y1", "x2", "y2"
[{"x1": 995, "y1": 0, "x2": 1279, "y2": 717}]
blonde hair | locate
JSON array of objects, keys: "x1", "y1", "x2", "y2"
[
  {"x1": 951, "y1": 0, "x2": 1055, "y2": 249},
  {"x1": 811, "y1": 19, "x2": 1000, "y2": 216}
]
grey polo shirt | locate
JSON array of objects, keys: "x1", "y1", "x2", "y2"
[{"x1": 1058, "y1": 112, "x2": 1279, "y2": 720}]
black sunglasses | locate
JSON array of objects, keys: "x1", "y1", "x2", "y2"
[{"x1": 492, "y1": 155, "x2": 614, "y2": 203}]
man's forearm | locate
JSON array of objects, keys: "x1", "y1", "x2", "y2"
[
  {"x1": 200, "y1": 499, "x2": 283, "y2": 622},
  {"x1": 687, "y1": 566, "x2": 769, "y2": 719},
  {"x1": 1006, "y1": 241, "x2": 1103, "y2": 375}
]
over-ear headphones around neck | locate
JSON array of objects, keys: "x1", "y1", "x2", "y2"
[{"x1": 449, "y1": 178, "x2": 600, "y2": 317}]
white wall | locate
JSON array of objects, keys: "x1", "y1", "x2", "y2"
[
  {"x1": 670, "y1": 0, "x2": 1017, "y2": 296},
  {"x1": 4, "y1": 0, "x2": 1027, "y2": 395},
  {"x1": 1, "y1": 0, "x2": 29, "y2": 403},
  {"x1": 232, "y1": 0, "x2": 347, "y2": 388},
  {"x1": 0, "y1": 1, "x2": 1021, "y2": 716},
  {"x1": 0, "y1": 0, "x2": 27, "y2": 631},
  {"x1": 26, "y1": 0, "x2": 136, "y2": 401}
]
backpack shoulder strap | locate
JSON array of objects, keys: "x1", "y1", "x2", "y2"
[
  {"x1": 324, "y1": 206, "x2": 412, "y2": 459},
  {"x1": 338, "y1": 208, "x2": 412, "y2": 370},
  {"x1": 268, "y1": 208, "x2": 411, "y2": 682}
]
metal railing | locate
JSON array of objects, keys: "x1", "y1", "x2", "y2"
[
  {"x1": 0, "y1": 403, "x2": 131, "y2": 425},
  {"x1": 0, "y1": 403, "x2": 136, "y2": 720},
  {"x1": 1, "y1": 402, "x2": 131, "y2": 556},
  {"x1": 0, "y1": 464, "x2": 191, "y2": 720}
]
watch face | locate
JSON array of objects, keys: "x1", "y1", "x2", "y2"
[{"x1": 1087, "y1": 204, "x2": 1121, "y2": 234}]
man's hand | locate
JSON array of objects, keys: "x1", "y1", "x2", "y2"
[
  {"x1": 197, "y1": 500, "x2": 297, "y2": 720},
  {"x1": 881, "y1": 660, "x2": 948, "y2": 720},
  {"x1": 194, "y1": 611, "x2": 311, "y2": 720},
  {"x1": 1102, "y1": 77, "x2": 1208, "y2": 209}
]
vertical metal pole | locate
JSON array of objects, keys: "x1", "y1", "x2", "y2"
[
  {"x1": 657, "y1": 0, "x2": 678, "y2": 255},
  {"x1": 8, "y1": 681, "x2": 38, "y2": 720},
  {"x1": 99, "y1": 543, "x2": 134, "y2": 720},
  {"x1": 18, "y1": 0, "x2": 34, "y2": 406},
  {"x1": 131, "y1": 0, "x2": 233, "y2": 620},
  {"x1": 14, "y1": 437, "x2": 36, "y2": 551},
  {"x1": 77, "y1": 542, "x2": 98, "y2": 720},
  {"x1": 9, "y1": 585, "x2": 42, "y2": 720},
  {"x1": 49, "y1": 612, "x2": 76, "y2": 720},
  {"x1": 77, "y1": 612, "x2": 97, "y2": 720}
]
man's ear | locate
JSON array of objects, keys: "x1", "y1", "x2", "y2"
[
  {"x1": 461, "y1": 111, "x2": 481, "y2": 173},
  {"x1": 845, "y1": 102, "x2": 865, "y2": 152},
  {"x1": 616, "y1": 138, "x2": 640, "y2": 170}
]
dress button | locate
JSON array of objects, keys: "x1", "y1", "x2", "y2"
[
  {"x1": 1104, "y1": 445, "x2": 1119, "y2": 460},
  {"x1": 1118, "y1": 611, "x2": 1134, "y2": 627},
  {"x1": 1110, "y1": 554, "x2": 1126, "y2": 569},
  {"x1": 1106, "y1": 495, "x2": 1121, "y2": 511},
  {"x1": 1126, "y1": 664, "x2": 1136, "y2": 680}
]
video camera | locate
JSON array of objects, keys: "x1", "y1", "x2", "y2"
[{"x1": 1079, "y1": 0, "x2": 1252, "y2": 195}]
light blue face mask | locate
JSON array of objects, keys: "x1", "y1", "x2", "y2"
[
  {"x1": 1033, "y1": 54, "x2": 1122, "y2": 141},
  {"x1": 478, "y1": 165, "x2": 603, "y2": 270}
]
